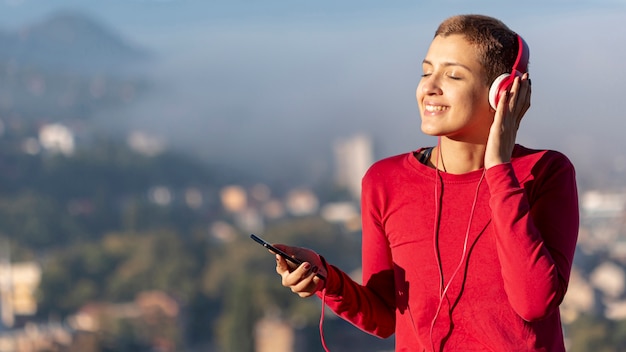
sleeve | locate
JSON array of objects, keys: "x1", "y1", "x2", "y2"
[
  {"x1": 486, "y1": 153, "x2": 579, "y2": 322},
  {"x1": 316, "y1": 168, "x2": 397, "y2": 338}
]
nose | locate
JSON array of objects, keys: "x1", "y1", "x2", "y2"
[{"x1": 418, "y1": 75, "x2": 443, "y2": 96}]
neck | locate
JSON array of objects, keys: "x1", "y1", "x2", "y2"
[{"x1": 432, "y1": 138, "x2": 486, "y2": 174}]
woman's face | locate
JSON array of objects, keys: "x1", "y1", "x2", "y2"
[{"x1": 416, "y1": 34, "x2": 493, "y2": 142}]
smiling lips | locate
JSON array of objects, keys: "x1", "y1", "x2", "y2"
[{"x1": 424, "y1": 104, "x2": 449, "y2": 113}]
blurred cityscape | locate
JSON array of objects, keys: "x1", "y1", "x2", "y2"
[{"x1": 0, "y1": 10, "x2": 624, "y2": 352}]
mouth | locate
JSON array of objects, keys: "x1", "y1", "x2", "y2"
[{"x1": 424, "y1": 104, "x2": 449, "y2": 113}]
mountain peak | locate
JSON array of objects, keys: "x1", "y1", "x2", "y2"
[{"x1": 0, "y1": 10, "x2": 151, "y2": 74}]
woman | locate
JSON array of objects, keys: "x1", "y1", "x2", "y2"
[{"x1": 274, "y1": 14, "x2": 579, "y2": 351}]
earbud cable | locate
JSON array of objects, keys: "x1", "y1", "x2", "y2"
[
  {"x1": 429, "y1": 139, "x2": 486, "y2": 351},
  {"x1": 319, "y1": 287, "x2": 330, "y2": 352}
]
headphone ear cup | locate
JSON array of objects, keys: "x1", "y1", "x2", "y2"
[{"x1": 488, "y1": 73, "x2": 511, "y2": 109}]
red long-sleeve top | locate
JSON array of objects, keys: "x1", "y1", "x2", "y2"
[{"x1": 319, "y1": 145, "x2": 579, "y2": 351}]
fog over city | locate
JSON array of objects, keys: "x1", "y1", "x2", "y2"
[{"x1": 1, "y1": 0, "x2": 624, "y2": 186}]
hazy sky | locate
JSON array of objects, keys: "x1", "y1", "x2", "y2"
[{"x1": 1, "y1": 0, "x2": 624, "y2": 185}]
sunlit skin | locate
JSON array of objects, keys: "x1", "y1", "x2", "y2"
[
  {"x1": 275, "y1": 33, "x2": 531, "y2": 295},
  {"x1": 418, "y1": 34, "x2": 531, "y2": 174},
  {"x1": 274, "y1": 244, "x2": 326, "y2": 297},
  {"x1": 418, "y1": 34, "x2": 494, "y2": 145}
]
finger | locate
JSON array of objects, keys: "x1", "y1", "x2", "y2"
[
  {"x1": 271, "y1": 245, "x2": 301, "y2": 270},
  {"x1": 508, "y1": 75, "x2": 531, "y2": 128},
  {"x1": 275, "y1": 255, "x2": 292, "y2": 277},
  {"x1": 493, "y1": 89, "x2": 509, "y2": 131},
  {"x1": 509, "y1": 76, "x2": 523, "y2": 125},
  {"x1": 521, "y1": 74, "x2": 531, "y2": 109},
  {"x1": 293, "y1": 269, "x2": 325, "y2": 298},
  {"x1": 290, "y1": 271, "x2": 318, "y2": 297},
  {"x1": 515, "y1": 74, "x2": 531, "y2": 128},
  {"x1": 514, "y1": 74, "x2": 531, "y2": 102},
  {"x1": 508, "y1": 76, "x2": 521, "y2": 113},
  {"x1": 517, "y1": 73, "x2": 530, "y2": 102},
  {"x1": 281, "y1": 261, "x2": 316, "y2": 287}
]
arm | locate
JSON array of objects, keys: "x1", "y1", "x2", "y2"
[
  {"x1": 315, "y1": 171, "x2": 397, "y2": 338},
  {"x1": 277, "y1": 241, "x2": 397, "y2": 338},
  {"x1": 336, "y1": 179, "x2": 398, "y2": 336},
  {"x1": 487, "y1": 155, "x2": 579, "y2": 321},
  {"x1": 320, "y1": 166, "x2": 395, "y2": 337},
  {"x1": 276, "y1": 168, "x2": 397, "y2": 338},
  {"x1": 484, "y1": 73, "x2": 531, "y2": 169}
]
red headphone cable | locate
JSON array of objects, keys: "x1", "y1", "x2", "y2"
[
  {"x1": 319, "y1": 287, "x2": 330, "y2": 352},
  {"x1": 428, "y1": 139, "x2": 486, "y2": 351}
]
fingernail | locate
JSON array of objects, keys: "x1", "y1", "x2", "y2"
[
  {"x1": 303, "y1": 262, "x2": 311, "y2": 270},
  {"x1": 312, "y1": 266, "x2": 319, "y2": 273}
]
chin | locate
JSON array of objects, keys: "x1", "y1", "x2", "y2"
[{"x1": 420, "y1": 125, "x2": 441, "y2": 136}]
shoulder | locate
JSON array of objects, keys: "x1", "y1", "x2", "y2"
[
  {"x1": 513, "y1": 145, "x2": 574, "y2": 168},
  {"x1": 512, "y1": 144, "x2": 576, "y2": 181},
  {"x1": 361, "y1": 151, "x2": 423, "y2": 194},
  {"x1": 364, "y1": 152, "x2": 412, "y2": 179}
]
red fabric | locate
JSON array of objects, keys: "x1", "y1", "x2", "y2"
[{"x1": 318, "y1": 144, "x2": 579, "y2": 351}]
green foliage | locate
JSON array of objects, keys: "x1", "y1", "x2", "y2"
[
  {"x1": 38, "y1": 230, "x2": 205, "y2": 316},
  {"x1": 0, "y1": 192, "x2": 83, "y2": 247},
  {"x1": 0, "y1": 140, "x2": 218, "y2": 249},
  {"x1": 216, "y1": 275, "x2": 260, "y2": 352},
  {"x1": 565, "y1": 314, "x2": 626, "y2": 352},
  {"x1": 35, "y1": 219, "x2": 351, "y2": 349}
]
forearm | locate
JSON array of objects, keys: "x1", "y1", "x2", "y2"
[
  {"x1": 316, "y1": 261, "x2": 396, "y2": 338},
  {"x1": 487, "y1": 161, "x2": 579, "y2": 321}
]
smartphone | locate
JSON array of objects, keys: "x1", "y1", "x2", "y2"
[
  {"x1": 250, "y1": 234, "x2": 325, "y2": 280},
  {"x1": 250, "y1": 234, "x2": 303, "y2": 267}
]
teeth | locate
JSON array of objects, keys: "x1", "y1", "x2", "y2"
[{"x1": 425, "y1": 105, "x2": 448, "y2": 112}]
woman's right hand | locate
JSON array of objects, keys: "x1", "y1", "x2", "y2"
[{"x1": 273, "y1": 244, "x2": 327, "y2": 298}]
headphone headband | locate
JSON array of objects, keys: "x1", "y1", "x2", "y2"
[
  {"x1": 512, "y1": 34, "x2": 529, "y2": 74},
  {"x1": 488, "y1": 33, "x2": 530, "y2": 109}
]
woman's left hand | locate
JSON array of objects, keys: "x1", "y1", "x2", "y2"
[{"x1": 485, "y1": 73, "x2": 531, "y2": 169}]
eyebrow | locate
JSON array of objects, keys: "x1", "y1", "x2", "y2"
[{"x1": 422, "y1": 59, "x2": 473, "y2": 72}]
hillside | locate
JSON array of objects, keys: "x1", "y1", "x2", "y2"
[{"x1": 0, "y1": 11, "x2": 151, "y2": 74}]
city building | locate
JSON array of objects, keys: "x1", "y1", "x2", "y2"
[{"x1": 333, "y1": 134, "x2": 374, "y2": 200}]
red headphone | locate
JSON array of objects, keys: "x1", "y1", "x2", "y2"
[{"x1": 488, "y1": 34, "x2": 530, "y2": 109}]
